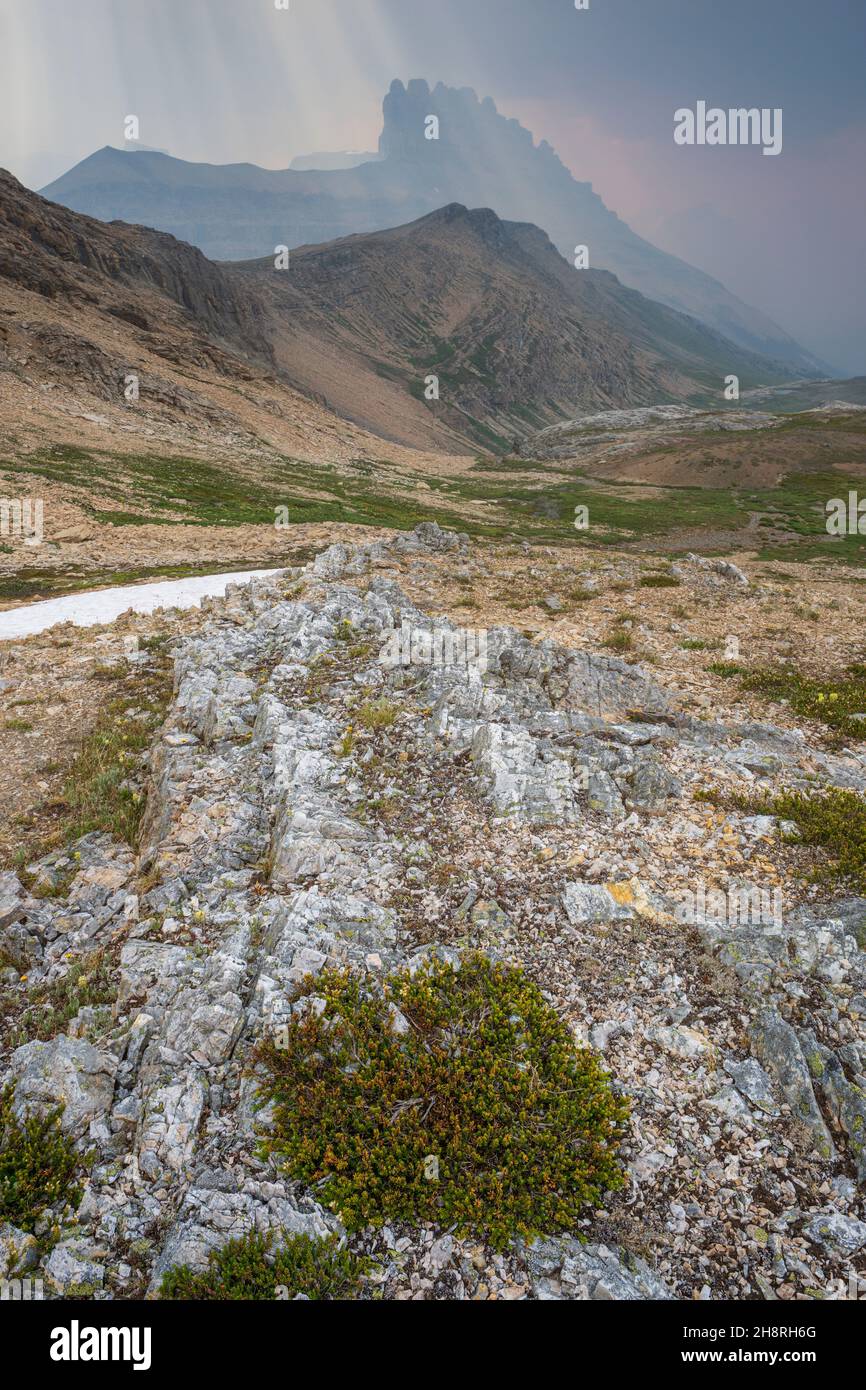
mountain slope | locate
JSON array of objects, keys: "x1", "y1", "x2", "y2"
[
  {"x1": 0, "y1": 168, "x2": 409, "y2": 470},
  {"x1": 0, "y1": 172, "x2": 790, "y2": 454},
  {"x1": 0, "y1": 166, "x2": 271, "y2": 369},
  {"x1": 40, "y1": 79, "x2": 825, "y2": 373},
  {"x1": 230, "y1": 203, "x2": 790, "y2": 450}
]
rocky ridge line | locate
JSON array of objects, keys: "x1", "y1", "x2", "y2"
[{"x1": 1, "y1": 522, "x2": 865, "y2": 1300}]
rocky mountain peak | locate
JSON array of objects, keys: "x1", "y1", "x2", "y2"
[{"x1": 380, "y1": 77, "x2": 550, "y2": 168}]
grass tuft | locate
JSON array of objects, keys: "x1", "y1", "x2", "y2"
[
  {"x1": 640, "y1": 574, "x2": 681, "y2": 589},
  {"x1": 356, "y1": 698, "x2": 398, "y2": 730}
]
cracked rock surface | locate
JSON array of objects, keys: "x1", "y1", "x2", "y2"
[{"x1": 1, "y1": 523, "x2": 865, "y2": 1301}]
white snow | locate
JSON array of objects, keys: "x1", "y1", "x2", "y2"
[{"x1": 0, "y1": 569, "x2": 283, "y2": 641}]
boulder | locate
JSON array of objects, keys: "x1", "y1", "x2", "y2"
[{"x1": 7, "y1": 1036, "x2": 118, "y2": 1139}]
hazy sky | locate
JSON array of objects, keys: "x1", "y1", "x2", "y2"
[{"x1": 1, "y1": 0, "x2": 864, "y2": 370}]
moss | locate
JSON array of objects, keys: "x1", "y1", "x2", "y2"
[
  {"x1": 0, "y1": 1084, "x2": 82, "y2": 1232},
  {"x1": 255, "y1": 954, "x2": 628, "y2": 1248},
  {"x1": 159, "y1": 1231, "x2": 367, "y2": 1301},
  {"x1": 805, "y1": 1050, "x2": 825, "y2": 1080}
]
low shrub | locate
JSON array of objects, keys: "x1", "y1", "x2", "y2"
[
  {"x1": 0, "y1": 1084, "x2": 82, "y2": 1231},
  {"x1": 735, "y1": 665, "x2": 866, "y2": 743},
  {"x1": 255, "y1": 953, "x2": 628, "y2": 1248},
  {"x1": 728, "y1": 786, "x2": 866, "y2": 892},
  {"x1": 707, "y1": 662, "x2": 744, "y2": 679},
  {"x1": 159, "y1": 1231, "x2": 366, "y2": 1301}
]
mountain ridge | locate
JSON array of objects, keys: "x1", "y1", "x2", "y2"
[
  {"x1": 0, "y1": 170, "x2": 793, "y2": 454},
  {"x1": 38, "y1": 78, "x2": 827, "y2": 375},
  {"x1": 226, "y1": 199, "x2": 793, "y2": 450}
]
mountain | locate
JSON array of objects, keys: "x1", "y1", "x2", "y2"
[
  {"x1": 289, "y1": 151, "x2": 381, "y2": 172},
  {"x1": 230, "y1": 203, "x2": 790, "y2": 450},
  {"x1": 39, "y1": 79, "x2": 825, "y2": 374},
  {"x1": 0, "y1": 169, "x2": 269, "y2": 366},
  {"x1": 0, "y1": 171, "x2": 789, "y2": 454},
  {"x1": 0, "y1": 167, "x2": 384, "y2": 468}
]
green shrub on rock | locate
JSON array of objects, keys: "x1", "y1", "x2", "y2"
[
  {"x1": 256, "y1": 954, "x2": 628, "y2": 1248},
  {"x1": 159, "y1": 1231, "x2": 367, "y2": 1301},
  {"x1": 0, "y1": 1083, "x2": 82, "y2": 1232},
  {"x1": 732, "y1": 786, "x2": 866, "y2": 891},
  {"x1": 736, "y1": 664, "x2": 866, "y2": 744}
]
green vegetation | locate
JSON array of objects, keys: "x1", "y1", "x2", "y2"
[
  {"x1": 1, "y1": 444, "x2": 302, "y2": 528},
  {"x1": 2, "y1": 410, "x2": 864, "y2": 568},
  {"x1": 3, "y1": 422, "x2": 866, "y2": 561},
  {"x1": 356, "y1": 697, "x2": 398, "y2": 730},
  {"x1": 603, "y1": 629, "x2": 633, "y2": 652},
  {"x1": 640, "y1": 573, "x2": 681, "y2": 589},
  {"x1": 58, "y1": 662, "x2": 172, "y2": 847},
  {"x1": 160, "y1": 1231, "x2": 367, "y2": 1301},
  {"x1": 439, "y1": 468, "x2": 745, "y2": 542},
  {"x1": 0, "y1": 1084, "x2": 82, "y2": 1232},
  {"x1": 255, "y1": 954, "x2": 628, "y2": 1248},
  {"x1": 734, "y1": 664, "x2": 866, "y2": 743},
  {"x1": 0, "y1": 445, "x2": 488, "y2": 538},
  {"x1": 471, "y1": 456, "x2": 552, "y2": 474},
  {"x1": 5, "y1": 950, "x2": 116, "y2": 1046},
  {"x1": 724, "y1": 787, "x2": 866, "y2": 892},
  {"x1": 708, "y1": 661, "x2": 745, "y2": 679}
]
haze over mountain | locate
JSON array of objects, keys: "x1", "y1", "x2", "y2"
[
  {"x1": 289, "y1": 151, "x2": 382, "y2": 172},
  {"x1": 0, "y1": 171, "x2": 791, "y2": 455},
  {"x1": 40, "y1": 79, "x2": 826, "y2": 377}
]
